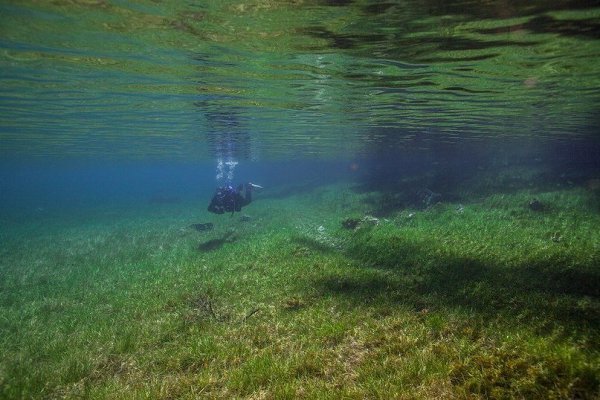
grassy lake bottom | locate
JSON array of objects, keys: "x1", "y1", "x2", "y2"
[{"x1": 1, "y1": 174, "x2": 599, "y2": 399}]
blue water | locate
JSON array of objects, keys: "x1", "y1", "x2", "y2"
[
  {"x1": 0, "y1": 0, "x2": 599, "y2": 230},
  {"x1": 0, "y1": 158, "x2": 354, "y2": 218}
]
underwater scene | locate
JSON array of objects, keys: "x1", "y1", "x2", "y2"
[{"x1": 1, "y1": 1, "x2": 600, "y2": 399}]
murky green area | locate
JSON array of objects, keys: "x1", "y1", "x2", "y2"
[{"x1": 1, "y1": 0, "x2": 599, "y2": 159}]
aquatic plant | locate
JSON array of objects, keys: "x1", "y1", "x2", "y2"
[{"x1": 0, "y1": 182, "x2": 598, "y2": 398}]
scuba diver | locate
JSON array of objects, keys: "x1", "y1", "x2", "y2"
[{"x1": 207, "y1": 182, "x2": 262, "y2": 215}]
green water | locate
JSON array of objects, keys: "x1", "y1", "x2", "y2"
[
  {"x1": 1, "y1": 0, "x2": 599, "y2": 159},
  {"x1": 1, "y1": 1, "x2": 600, "y2": 399}
]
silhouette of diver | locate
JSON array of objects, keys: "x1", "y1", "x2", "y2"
[{"x1": 207, "y1": 183, "x2": 262, "y2": 215}]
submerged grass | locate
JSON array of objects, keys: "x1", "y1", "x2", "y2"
[{"x1": 0, "y1": 181, "x2": 599, "y2": 399}]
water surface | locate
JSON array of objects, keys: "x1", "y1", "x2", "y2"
[{"x1": 1, "y1": 0, "x2": 599, "y2": 161}]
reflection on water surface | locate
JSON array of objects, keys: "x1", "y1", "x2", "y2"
[{"x1": 0, "y1": 0, "x2": 599, "y2": 160}]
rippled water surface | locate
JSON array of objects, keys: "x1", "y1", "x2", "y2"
[{"x1": 1, "y1": 0, "x2": 599, "y2": 160}]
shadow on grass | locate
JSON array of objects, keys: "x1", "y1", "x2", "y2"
[
  {"x1": 356, "y1": 183, "x2": 468, "y2": 217},
  {"x1": 354, "y1": 165, "x2": 600, "y2": 217},
  {"x1": 316, "y1": 234, "x2": 600, "y2": 336},
  {"x1": 518, "y1": 261, "x2": 600, "y2": 298},
  {"x1": 197, "y1": 231, "x2": 238, "y2": 252},
  {"x1": 315, "y1": 239, "x2": 600, "y2": 397}
]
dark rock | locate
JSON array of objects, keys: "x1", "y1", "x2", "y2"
[
  {"x1": 342, "y1": 218, "x2": 361, "y2": 230},
  {"x1": 528, "y1": 199, "x2": 544, "y2": 211},
  {"x1": 190, "y1": 222, "x2": 214, "y2": 232},
  {"x1": 418, "y1": 188, "x2": 442, "y2": 208}
]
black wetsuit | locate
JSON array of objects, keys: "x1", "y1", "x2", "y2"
[{"x1": 207, "y1": 184, "x2": 252, "y2": 214}]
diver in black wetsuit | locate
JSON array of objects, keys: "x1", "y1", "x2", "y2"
[{"x1": 207, "y1": 183, "x2": 261, "y2": 215}]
